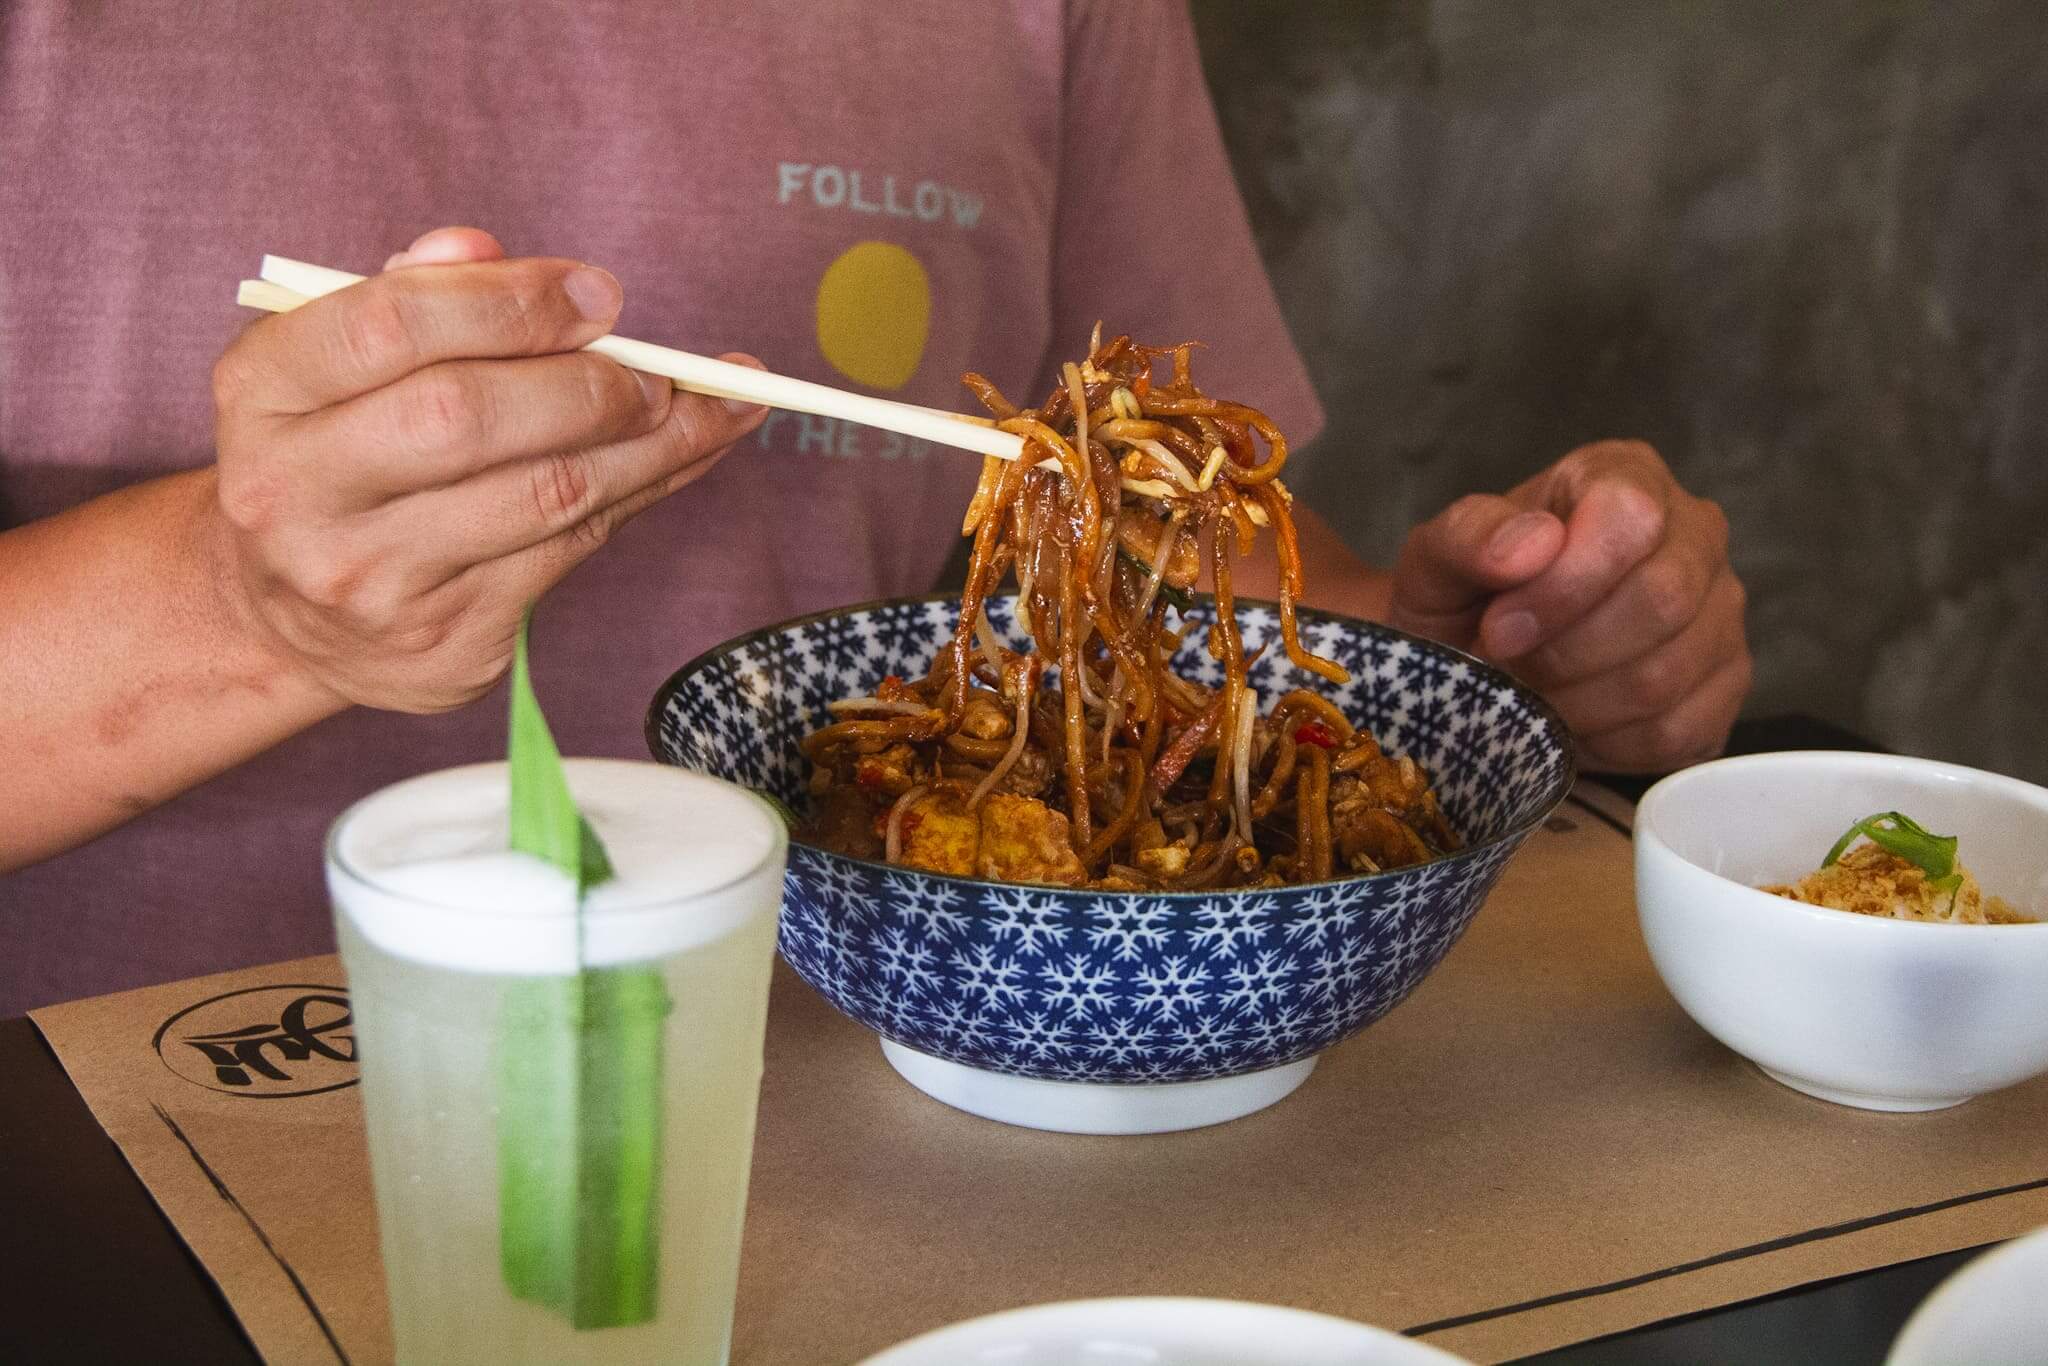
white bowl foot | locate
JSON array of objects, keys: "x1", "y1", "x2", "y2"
[
  {"x1": 879, "y1": 1040, "x2": 1318, "y2": 1134},
  {"x1": 1756, "y1": 1063, "x2": 1974, "y2": 1112}
]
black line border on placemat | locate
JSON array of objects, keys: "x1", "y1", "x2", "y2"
[
  {"x1": 150, "y1": 1103, "x2": 350, "y2": 1366},
  {"x1": 1565, "y1": 788, "x2": 1633, "y2": 839},
  {"x1": 1402, "y1": 1174, "x2": 2048, "y2": 1337}
]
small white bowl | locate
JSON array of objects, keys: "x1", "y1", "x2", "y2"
[
  {"x1": 1635, "y1": 752, "x2": 2048, "y2": 1111},
  {"x1": 1886, "y1": 1224, "x2": 2048, "y2": 1365},
  {"x1": 855, "y1": 1297, "x2": 1470, "y2": 1366}
]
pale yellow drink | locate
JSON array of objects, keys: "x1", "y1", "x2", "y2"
[{"x1": 327, "y1": 760, "x2": 785, "y2": 1366}]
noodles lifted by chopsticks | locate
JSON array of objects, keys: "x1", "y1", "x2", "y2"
[{"x1": 799, "y1": 332, "x2": 1461, "y2": 890}]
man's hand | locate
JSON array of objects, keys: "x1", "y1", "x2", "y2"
[
  {"x1": 209, "y1": 226, "x2": 766, "y2": 712},
  {"x1": 1388, "y1": 440, "x2": 1750, "y2": 773}
]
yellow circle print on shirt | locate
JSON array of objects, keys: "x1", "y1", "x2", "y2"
[{"x1": 815, "y1": 240, "x2": 930, "y2": 390}]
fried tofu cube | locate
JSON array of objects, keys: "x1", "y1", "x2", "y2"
[
  {"x1": 1331, "y1": 802, "x2": 1433, "y2": 872},
  {"x1": 957, "y1": 692, "x2": 1014, "y2": 741},
  {"x1": 976, "y1": 793, "x2": 1087, "y2": 886},
  {"x1": 852, "y1": 743, "x2": 921, "y2": 798},
  {"x1": 896, "y1": 789, "x2": 979, "y2": 877},
  {"x1": 1134, "y1": 843, "x2": 1189, "y2": 879}
]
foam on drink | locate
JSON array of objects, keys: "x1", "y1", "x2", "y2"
[{"x1": 331, "y1": 760, "x2": 782, "y2": 972}]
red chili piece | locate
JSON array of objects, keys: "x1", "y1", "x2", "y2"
[{"x1": 1293, "y1": 722, "x2": 1338, "y2": 749}]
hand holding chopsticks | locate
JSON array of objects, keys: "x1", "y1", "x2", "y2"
[
  {"x1": 238, "y1": 256, "x2": 1035, "y2": 465},
  {"x1": 209, "y1": 242, "x2": 826, "y2": 715}
]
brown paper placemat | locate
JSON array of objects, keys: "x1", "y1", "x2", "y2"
[{"x1": 33, "y1": 782, "x2": 2048, "y2": 1364}]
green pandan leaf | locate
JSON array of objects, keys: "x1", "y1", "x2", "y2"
[
  {"x1": 499, "y1": 969, "x2": 668, "y2": 1329},
  {"x1": 509, "y1": 611, "x2": 615, "y2": 894},
  {"x1": 501, "y1": 607, "x2": 664, "y2": 1332}
]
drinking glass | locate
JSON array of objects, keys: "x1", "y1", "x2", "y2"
[{"x1": 327, "y1": 759, "x2": 786, "y2": 1365}]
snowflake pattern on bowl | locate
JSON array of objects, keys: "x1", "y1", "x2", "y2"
[{"x1": 649, "y1": 595, "x2": 1572, "y2": 1084}]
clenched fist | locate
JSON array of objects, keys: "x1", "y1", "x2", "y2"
[
  {"x1": 1388, "y1": 440, "x2": 1750, "y2": 773},
  {"x1": 209, "y1": 226, "x2": 766, "y2": 712}
]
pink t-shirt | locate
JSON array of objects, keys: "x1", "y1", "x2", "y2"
[{"x1": 0, "y1": 1, "x2": 1323, "y2": 1013}]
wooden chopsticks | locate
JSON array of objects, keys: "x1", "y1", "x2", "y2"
[{"x1": 237, "y1": 256, "x2": 1039, "y2": 465}]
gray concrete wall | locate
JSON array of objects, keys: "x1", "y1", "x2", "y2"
[{"x1": 1192, "y1": 0, "x2": 2047, "y2": 783}]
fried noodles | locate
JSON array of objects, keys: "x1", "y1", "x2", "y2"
[{"x1": 799, "y1": 333, "x2": 1461, "y2": 889}]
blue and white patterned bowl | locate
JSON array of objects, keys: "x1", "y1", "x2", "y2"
[{"x1": 649, "y1": 595, "x2": 1573, "y2": 1133}]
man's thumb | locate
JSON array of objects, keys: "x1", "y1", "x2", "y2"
[{"x1": 1387, "y1": 495, "x2": 1563, "y2": 644}]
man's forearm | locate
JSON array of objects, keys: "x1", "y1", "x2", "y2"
[
  {"x1": 0, "y1": 469, "x2": 344, "y2": 870},
  {"x1": 1228, "y1": 502, "x2": 1393, "y2": 623}
]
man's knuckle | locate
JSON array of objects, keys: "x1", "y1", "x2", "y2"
[
  {"x1": 1651, "y1": 709, "x2": 1704, "y2": 760},
  {"x1": 1701, "y1": 496, "x2": 1730, "y2": 544},
  {"x1": 289, "y1": 545, "x2": 363, "y2": 614},
  {"x1": 1629, "y1": 648, "x2": 1682, "y2": 704},
  {"x1": 1444, "y1": 492, "x2": 1494, "y2": 523},
  {"x1": 1727, "y1": 649, "x2": 1755, "y2": 700},
  {"x1": 1640, "y1": 559, "x2": 1699, "y2": 634},
  {"x1": 347, "y1": 583, "x2": 409, "y2": 637},
  {"x1": 1523, "y1": 640, "x2": 1565, "y2": 684},
  {"x1": 336, "y1": 289, "x2": 415, "y2": 380},
  {"x1": 1439, "y1": 493, "x2": 1497, "y2": 546},
  {"x1": 386, "y1": 612, "x2": 458, "y2": 659},
  {"x1": 211, "y1": 347, "x2": 260, "y2": 412},
  {"x1": 564, "y1": 508, "x2": 615, "y2": 555},
  {"x1": 643, "y1": 405, "x2": 722, "y2": 484},
  {"x1": 530, "y1": 452, "x2": 595, "y2": 525},
  {"x1": 1594, "y1": 438, "x2": 1663, "y2": 474},
  {"x1": 402, "y1": 369, "x2": 482, "y2": 453},
  {"x1": 1707, "y1": 506, "x2": 1733, "y2": 560},
  {"x1": 576, "y1": 355, "x2": 639, "y2": 432},
  {"x1": 216, "y1": 465, "x2": 284, "y2": 533},
  {"x1": 495, "y1": 266, "x2": 556, "y2": 349}
]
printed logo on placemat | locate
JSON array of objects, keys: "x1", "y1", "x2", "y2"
[{"x1": 152, "y1": 984, "x2": 357, "y2": 1098}]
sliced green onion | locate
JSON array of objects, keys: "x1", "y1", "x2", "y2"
[
  {"x1": 1822, "y1": 811, "x2": 1958, "y2": 880},
  {"x1": 1822, "y1": 811, "x2": 1964, "y2": 914}
]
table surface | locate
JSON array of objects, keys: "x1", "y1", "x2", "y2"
[{"x1": 0, "y1": 714, "x2": 2003, "y2": 1365}]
